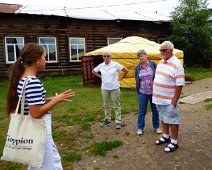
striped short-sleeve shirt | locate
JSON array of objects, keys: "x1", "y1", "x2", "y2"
[
  {"x1": 17, "y1": 76, "x2": 46, "y2": 115},
  {"x1": 152, "y1": 55, "x2": 185, "y2": 105}
]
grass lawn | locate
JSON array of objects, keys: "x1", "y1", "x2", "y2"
[
  {"x1": 0, "y1": 67, "x2": 211, "y2": 169},
  {"x1": 0, "y1": 75, "x2": 138, "y2": 169},
  {"x1": 185, "y1": 67, "x2": 212, "y2": 80}
]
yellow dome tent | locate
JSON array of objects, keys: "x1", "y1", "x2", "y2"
[{"x1": 84, "y1": 36, "x2": 184, "y2": 88}]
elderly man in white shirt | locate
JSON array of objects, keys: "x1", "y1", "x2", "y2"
[{"x1": 92, "y1": 51, "x2": 129, "y2": 129}]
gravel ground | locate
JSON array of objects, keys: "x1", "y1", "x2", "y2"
[{"x1": 72, "y1": 78, "x2": 212, "y2": 170}]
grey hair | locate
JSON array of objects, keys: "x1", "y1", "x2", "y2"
[
  {"x1": 161, "y1": 41, "x2": 174, "y2": 49},
  {"x1": 102, "y1": 51, "x2": 112, "y2": 56}
]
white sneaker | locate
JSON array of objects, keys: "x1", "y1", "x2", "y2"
[
  {"x1": 137, "y1": 129, "x2": 143, "y2": 135},
  {"x1": 155, "y1": 128, "x2": 162, "y2": 134}
]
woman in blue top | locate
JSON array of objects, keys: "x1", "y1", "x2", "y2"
[
  {"x1": 135, "y1": 49, "x2": 161, "y2": 135},
  {"x1": 6, "y1": 43, "x2": 75, "y2": 170}
]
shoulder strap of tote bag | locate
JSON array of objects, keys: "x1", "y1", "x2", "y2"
[{"x1": 14, "y1": 77, "x2": 29, "y2": 116}]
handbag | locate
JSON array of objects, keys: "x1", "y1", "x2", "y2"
[{"x1": 1, "y1": 78, "x2": 46, "y2": 168}]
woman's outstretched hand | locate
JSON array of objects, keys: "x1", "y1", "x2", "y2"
[{"x1": 55, "y1": 89, "x2": 75, "y2": 102}]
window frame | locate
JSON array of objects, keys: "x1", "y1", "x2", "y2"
[
  {"x1": 69, "y1": 37, "x2": 86, "y2": 62},
  {"x1": 107, "y1": 37, "x2": 122, "y2": 45},
  {"x1": 5, "y1": 36, "x2": 24, "y2": 64},
  {"x1": 39, "y1": 37, "x2": 58, "y2": 63}
]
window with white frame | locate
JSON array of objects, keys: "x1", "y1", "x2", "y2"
[
  {"x1": 5, "y1": 37, "x2": 24, "y2": 64},
  {"x1": 69, "y1": 37, "x2": 85, "y2": 62},
  {"x1": 39, "y1": 37, "x2": 57, "y2": 63},
  {"x1": 107, "y1": 37, "x2": 122, "y2": 45}
]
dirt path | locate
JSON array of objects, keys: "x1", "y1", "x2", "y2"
[{"x1": 73, "y1": 78, "x2": 212, "y2": 170}]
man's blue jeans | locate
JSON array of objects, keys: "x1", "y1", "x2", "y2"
[{"x1": 137, "y1": 93, "x2": 159, "y2": 130}]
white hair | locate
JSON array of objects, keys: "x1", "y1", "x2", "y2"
[
  {"x1": 102, "y1": 51, "x2": 112, "y2": 56},
  {"x1": 161, "y1": 41, "x2": 174, "y2": 49}
]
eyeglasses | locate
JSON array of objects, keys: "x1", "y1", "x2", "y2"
[
  {"x1": 103, "y1": 55, "x2": 111, "y2": 58},
  {"x1": 159, "y1": 49, "x2": 170, "y2": 52}
]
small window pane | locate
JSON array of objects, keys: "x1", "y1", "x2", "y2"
[
  {"x1": 49, "y1": 45, "x2": 56, "y2": 53},
  {"x1": 49, "y1": 45, "x2": 56, "y2": 61},
  {"x1": 78, "y1": 46, "x2": 85, "y2": 55},
  {"x1": 5, "y1": 37, "x2": 24, "y2": 64},
  {"x1": 71, "y1": 51, "x2": 78, "y2": 60},
  {"x1": 71, "y1": 44, "x2": 77, "y2": 60},
  {"x1": 39, "y1": 37, "x2": 57, "y2": 62},
  {"x1": 16, "y1": 38, "x2": 23, "y2": 44},
  {"x1": 7, "y1": 38, "x2": 16, "y2": 44},
  {"x1": 69, "y1": 37, "x2": 85, "y2": 61},
  {"x1": 7, "y1": 46, "x2": 15, "y2": 62},
  {"x1": 71, "y1": 38, "x2": 84, "y2": 44},
  {"x1": 78, "y1": 45, "x2": 84, "y2": 50},
  {"x1": 71, "y1": 44, "x2": 77, "y2": 51},
  {"x1": 15, "y1": 45, "x2": 22, "y2": 58},
  {"x1": 40, "y1": 38, "x2": 55, "y2": 44},
  {"x1": 49, "y1": 53, "x2": 56, "y2": 61}
]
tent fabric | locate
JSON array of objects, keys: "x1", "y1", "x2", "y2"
[{"x1": 85, "y1": 36, "x2": 184, "y2": 88}]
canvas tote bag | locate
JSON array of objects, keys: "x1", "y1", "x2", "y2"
[{"x1": 1, "y1": 78, "x2": 46, "y2": 168}]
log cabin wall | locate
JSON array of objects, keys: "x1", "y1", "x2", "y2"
[{"x1": 0, "y1": 13, "x2": 171, "y2": 79}]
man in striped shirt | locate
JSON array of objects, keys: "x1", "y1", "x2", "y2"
[{"x1": 153, "y1": 41, "x2": 185, "y2": 153}]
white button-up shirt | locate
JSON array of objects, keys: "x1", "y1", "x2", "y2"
[{"x1": 94, "y1": 61, "x2": 123, "y2": 90}]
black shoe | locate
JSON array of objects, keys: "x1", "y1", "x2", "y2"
[
  {"x1": 101, "y1": 120, "x2": 111, "y2": 127},
  {"x1": 155, "y1": 136, "x2": 171, "y2": 145},
  {"x1": 164, "y1": 143, "x2": 179, "y2": 153}
]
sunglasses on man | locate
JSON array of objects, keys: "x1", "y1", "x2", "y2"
[
  {"x1": 159, "y1": 49, "x2": 170, "y2": 52},
  {"x1": 103, "y1": 55, "x2": 111, "y2": 58}
]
